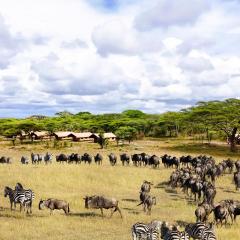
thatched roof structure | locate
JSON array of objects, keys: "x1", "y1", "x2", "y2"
[
  {"x1": 31, "y1": 131, "x2": 49, "y2": 137},
  {"x1": 68, "y1": 132, "x2": 93, "y2": 141},
  {"x1": 52, "y1": 131, "x2": 73, "y2": 140},
  {"x1": 90, "y1": 132, "x2": 116, "y2": 142}
]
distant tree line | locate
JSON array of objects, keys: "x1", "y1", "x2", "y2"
[{"x1": 0, "y1": 99, "x2": 240, "y2": 151}]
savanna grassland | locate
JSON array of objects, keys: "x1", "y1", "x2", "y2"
[{"x1": 0, "y1": 139, "x2": 239, "y2": 240}]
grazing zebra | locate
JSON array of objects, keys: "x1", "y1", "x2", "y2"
[
  {"x1": 4, "y1": 186, "x2": 35, "y2": 213},
  {"x1": 200, "y1": 229, "x2": 217, "y2": 240},
  {"x1": 185, "y1": 222, "x2": 215, "y2": 240},
  {"x1": 163, "y1": 230, "x2": 190, "y2": 240},
  {"x1": 131, "y1": 221, "x2": 162, "y2": 240},
  {"x1": 180, "y1": 231, "x2": 190, "y2": 240},
  {"x1": 161, "y1": 223, "x2": 190, "y2": 240}
]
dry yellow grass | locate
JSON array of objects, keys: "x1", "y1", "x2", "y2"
[{"x1": 0, "y1": 139, "x2": 239, "y2": 240}]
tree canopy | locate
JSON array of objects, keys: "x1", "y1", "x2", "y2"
[{"x1": 1, "y1": 98, "x2": 240, "y2": 151}]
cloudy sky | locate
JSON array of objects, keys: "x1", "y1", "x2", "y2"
[{"x1": 0, "y1": 0, "x2": 239, "y2": 117}]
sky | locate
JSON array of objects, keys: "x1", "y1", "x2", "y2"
[{"x1": 0, "y1": 0, "x2": 239, "y2": 117}]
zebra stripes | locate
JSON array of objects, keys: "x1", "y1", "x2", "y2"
[
  {"x1": 14, "y1": 189, "x2": 35, "y2": 213},
  {"x1": 200, "y1": 229, "x2": 217, "y2": 240},
  {"x1": 185, "y1": 222, "x2": 216, "y2": 240},
  {"x1": 4, "y1": 186, "x2": 35, "y2": 214},
  {"x1": 131, "y1": 221, "x2": 161, "y2": 240},
  {"x1": 163, "y1": 230, "x2": 190, "y2": 240}
]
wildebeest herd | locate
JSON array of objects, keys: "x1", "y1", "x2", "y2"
[
  {"x1": 16, "y1": 152, "x2": 162, "y2": 167},
  {"x1": 1, "y1": 153, "x2": 240, "y2": 240}
]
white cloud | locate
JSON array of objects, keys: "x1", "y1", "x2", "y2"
[
  {"x1": 0, "y1": 0, "x2": 239, "y2": 116},
  {"x1": 179, "y1": 57, "x2": 214, "y2": 73},
  {"x1": 134, "y1": 0, "x2": 210, "y2": 31},
  {"x1": 92, "y1": 20, "x2": 163, "y2": 56}
]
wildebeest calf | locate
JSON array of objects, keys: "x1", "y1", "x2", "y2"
[
  {"x1": 84, "y1": 195, "x2": 122, "y2": 218},
  {"x1": 39, "y1": 199, "x2": 70, "y2": 215}
]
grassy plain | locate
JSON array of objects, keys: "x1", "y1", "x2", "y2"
[{"x1": 0, "y1": 139, "x2": 239, "y2": 240}]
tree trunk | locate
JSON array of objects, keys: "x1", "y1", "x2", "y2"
[
  {"x1": 175, "y1": 124, "x2": 179, "y2": 137},
  {"x1": 229, "y1": 127, "x2": 238, "y2": 152}
]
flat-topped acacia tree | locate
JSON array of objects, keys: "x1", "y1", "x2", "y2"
[{"x1": 185, "y1": 98, "x2": 240, "y2": 152}]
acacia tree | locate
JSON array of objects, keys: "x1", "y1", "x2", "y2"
[
  {"x1": 185, "y1": 99, "x2": 240, "y2": 151},
  {"x1": 97, "y1": 132, "x2": 109, "y2": 149},
  {"x1": 115, "y1": 126, "x2": 137, "y2": 144},
  {"x1": 158, "y1": 112, "x2": 184, "y2": 137}
]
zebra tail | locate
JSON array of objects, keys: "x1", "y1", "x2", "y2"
[
  {"x1": 137, "y1": 202, "x2": 143, "y2": 206},
  {"x1": 68, "y1": 203, "x2": 70, "y2": 213}
]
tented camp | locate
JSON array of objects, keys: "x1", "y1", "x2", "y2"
[
  {"x1": 30, "y1": 131, "x2": 50, "y2": 140},
  {"x1": 68, "y1": 132, "x2": 93, "y2": 142},
  {"x1": 52, "y1": 132, "x2": 73, "y2": 140},
  {"x1": 90, "y1": 133, "x2": 116, "y2": 143}
]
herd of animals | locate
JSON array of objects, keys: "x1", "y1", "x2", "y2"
[
  {"x1": 1, "y1": 153, "x2": 240, "y2": 240},
  {"x1": 1, "y1": 152, "x2": 162, "y2": 167}
]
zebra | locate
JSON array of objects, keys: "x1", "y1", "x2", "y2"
[
  {"x1": 163, "y1": 230, "x2": 190, "y2": 240},
  {"x1": 131, "y1": 221, "x2": 162, "y2": 240},
  {"x1": 161, "y1": 223, "x2": 190, "y2": 240},
  {"x1": 200, "y1": 229, "x2": 217, "y2": 240},
  {"x1": 185, "y1": 222, "x2": 215, "y2": 240},
  {"x1": 4, "y1": 186, "x2": 17, "y2": 210},
  {"x1": 4, "y1": 186, "x2": 35, "y2": 213}
]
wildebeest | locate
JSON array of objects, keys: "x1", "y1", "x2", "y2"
[
  {"x1": 235, "y1": 160, "x2": 240, "y2": 172},
  {"x1": 140, "y1": 180, "x2": 153, "y2": 193},
  {"x1": 162, "y1": 154, "x2": 179, "y2": 168},
  {"x1": 214, "y1": 204, "x2": 229, "y2": 226},
  {"x1": 108, "y1": 153, "x2": 117, "y2": 166},
  {"x1": 234, "y1": 171, "x2": 240, "y2": 190},
  {"x1": 120, "y1": 153, "x2": 130, "y2": 166},
  {"x1": 94, "y1": 153, "x2": 103, "y2": 165},
  {"x1": 82, "y1": 153, "x2": 92, "y2": 164},
  {"x1": 21, "y1": 156, "x2": 29, "y2": 164},
  {"x1": 234, "y1": 205, "x2": 240, "y2": 221},
  {"x1": 195, "y1": 205, "x2": 207, "y2": 223},
  {"x1": 31, "y1": 153, "x2": 38, "y2": 164},
  {"x1": 149, "y1": 155, "x2": 160, "y2": 168},
  {"x1": 138, "y1": 191, "x2": 156, "y2": 215},
  {"x1": 44, "y1": 152, "x2": 53, "y2": 164},
  {"x1": 131, "y1": 154, "x2": 142, "y2": 166},
  {"x1": 83, "y1": 195, "x2": 122, "y2": 218},
  {"x1": 203, "y1": 182, "x2": 216, "y2": 205},
  {"x1": 31, "y1": 153, "x2": 43, "y2": 164},
  {"x1": 0, "y1": 156, "x2": 11, "y2": 164},
  {"x1": 56, "y1": 154, "x2": 68, "y2": 163},
  {"x1": 141, "y1": 152, "x2": 150, "y2": 166},
  {"x1": 39, "y1": 198, "x2": 70, "y2": 215},
  {"x1": 68, "y1": 153, "x2": 81, "y2": 164},
  {"x1": 195, "y1": 202, "x2": 213, "y2": 223},
  {"x1": 142, "y1": 195, "x2": 156, "y2": 215}
]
